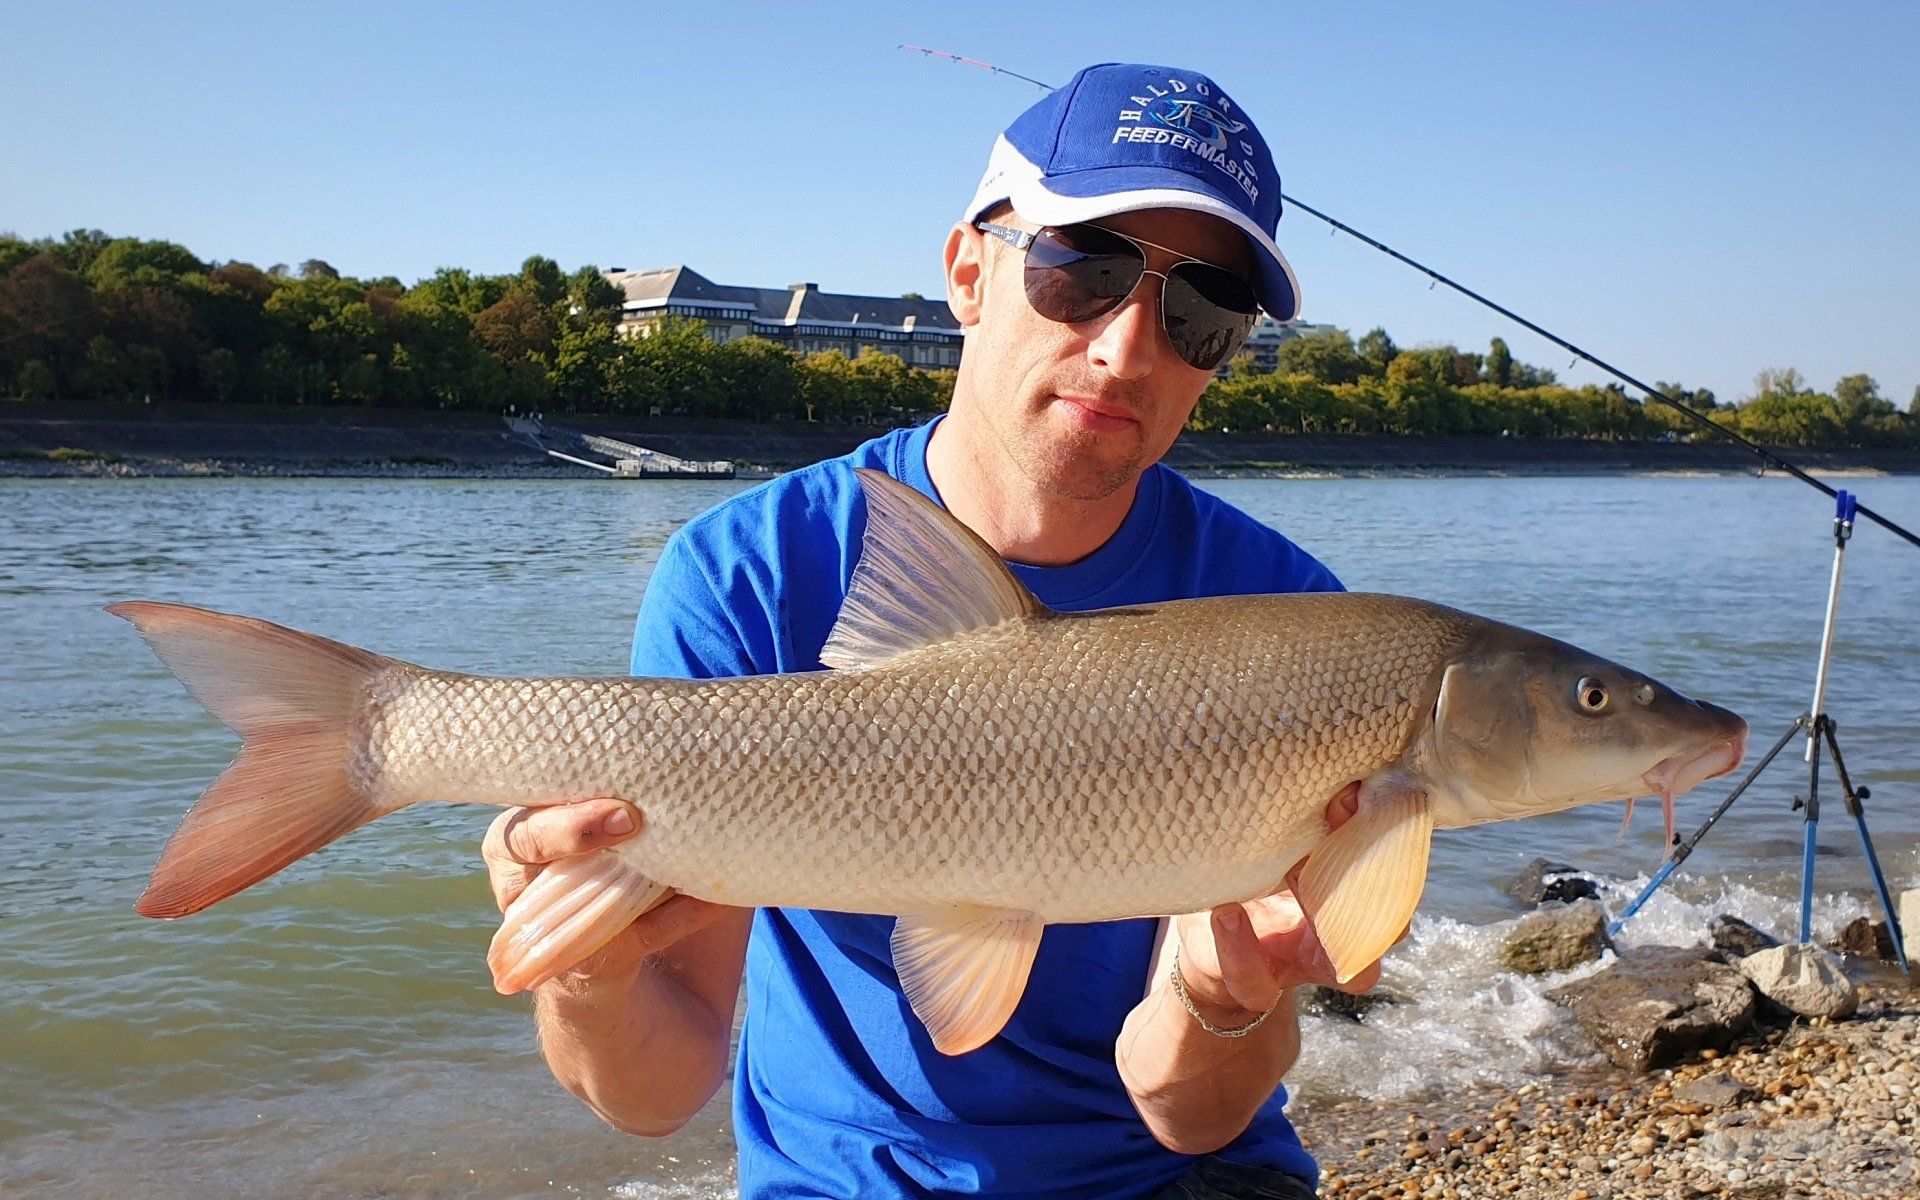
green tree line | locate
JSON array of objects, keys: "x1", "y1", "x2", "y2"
[
  {"x1": 3, "y1": 230, "x2": 1915, "y2": 447},
  {"x1": 0, "y1": 230, "x2": 951, "y2": 423},
  {"x1": 1200, "y1": 330, "x2": 1918, "y2": 448}
]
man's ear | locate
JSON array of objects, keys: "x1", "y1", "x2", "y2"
[{"x1": 944, "y1": 222, "x2": 985, "y2": 329}]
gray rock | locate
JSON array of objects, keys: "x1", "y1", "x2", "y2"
[
  {"x1": 1499, "y1": 899, "x2": 1612, "y2": 975},
  {"x1": 1738, "y1": 943, "x2": 1858, "y2": 1018},
  {"x1": 1673, "y1": 1070, "x2": 1758, "y2": 1108},
  {"x1": 1546, "y1": 945, "x2": 1757, "y2": 1071},
  {"x1": 1300, "y1": 985, "x2": 1406, "y2": 1022},
  {"x1": 1508, "y1": 858, "x2": 1601, "y2": 907},
  {"x1": 1828, "y1": 916, "x2": 1897, "y2": 961},
  {"x1": 1710, "y1": 914, "x2": 1781, "y2": 959}
]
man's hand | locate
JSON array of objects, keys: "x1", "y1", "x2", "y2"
[
  {"x1": 481, "y1": 797, "x2": 753, "y2": 1137},
  {"x1": 480, "y1": 798, "x2": 733, "y2": 987},
  {"x1": 1118, "y1": 781, "x2": 1400, "y2": 1156},
  {"x1": 1170, "y1": 782, "x2": 1386, "y2": 1027}
]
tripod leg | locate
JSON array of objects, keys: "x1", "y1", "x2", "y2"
[
  {"x1": 1799, "y1": 720, "x2": 1825, "y2": 945},
  {"x1": 1821, "y1": 721, "x2": 1911, "y2": 973}
]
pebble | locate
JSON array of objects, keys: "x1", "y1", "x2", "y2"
[{"x1": 1294, "y1": 984, "x2": 1919, "y2": 1200}]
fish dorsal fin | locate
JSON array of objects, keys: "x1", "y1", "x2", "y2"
[
  {"x1": 1296, "y1": 771, "x2": 1435, "y2": 984},
  {"x1": 820, "y1": 467, "x2": 1048, "y2": 671},
  {"x1": 891, "y1": 905, "x2": 1045, "y2": 1055}
]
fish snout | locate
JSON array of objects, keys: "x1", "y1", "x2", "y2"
[{"x1": 1642, "y1": 724, "x2": 1747, "y2": 799}]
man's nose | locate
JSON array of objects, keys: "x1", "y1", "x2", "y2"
[{"x1": 1085, "y1": 274, "x2": 1164, "y2": 380}]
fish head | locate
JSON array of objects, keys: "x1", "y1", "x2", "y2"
[{"x1": 1418, "y1": 628, "x2": 1748, "y2": 831}]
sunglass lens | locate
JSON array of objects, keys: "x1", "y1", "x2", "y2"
[
  {"x1": 1164, "y1": 264, "x2": 1258, "y2": 371},
  {"x1": 1023, "y1": 225, "x2": 1145, "y2": 324}
]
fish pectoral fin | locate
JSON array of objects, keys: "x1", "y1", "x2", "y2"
[
  {"x1": 1296, "y1": 776, "x2": 1434, "y2": 985},
  {"x1": 487, "y1": 849, "x2": 671, "y2": 994},
  {"x1": 890, "y1": 906, "x2": 1044, "y2": 1056},
  {"x1": 819, "y1": 469, "x2": 1049, "y2": 671}
]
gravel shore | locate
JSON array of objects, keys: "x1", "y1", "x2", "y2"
[{"x1": 1294, "y1": 982, "x2": 1918, "y2": 1200}]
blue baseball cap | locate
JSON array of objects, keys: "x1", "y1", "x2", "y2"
[{"x1": 964, "y1": 62, "x2": 1301, "y2": 321}]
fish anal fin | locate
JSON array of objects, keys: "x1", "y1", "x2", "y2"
[
  {"x1": 488, "y1": 850, "x2": 671, "y2": 993},
  {"x1": 820, "y1": 469, "x2": 1049, "y2": 671},
  {"x1": 1296, "y1": 774, "x2": 1434, "y2": 985},
  {"x1": 890, "y1": 906, "x2": 1044, "y2": 1055}
]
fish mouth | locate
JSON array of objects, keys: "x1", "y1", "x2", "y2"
[
  {"x1": 1630, "y1": 732, "x2": 1747, "y2": 847},
  {"x1": 1642, "y1": 732, "x2": 1747, "y2": 799}
]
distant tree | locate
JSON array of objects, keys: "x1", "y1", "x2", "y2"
[
  {"x1": 1275, "y1": 328, "x2": 1362, "y2": 385},
  {"x1": 207, "y1": 261, "x2": 276, "y2": 304},
  {"x1": 567, "y1": 265, "x2": 624, "y2": 318},
  {"x1": 472, "y1": 291, "x2": 555, "y2": 361},
  {"x1": 0, "y1": 254, "x2": 97, "y2": 384},
  {"x1": 84, "y1": 238, "x2": 206, "y2": 288},
  {"x1": 1751, "y1": 367, "x2": 1807, "y2": 401},
  {"x1": 1910, "y1": 383, "x2": 1920, "y2": 415},
  {"x1": 15, "y1": 358, "x2": 55, "y2": 399},
  {"x1": 516, "y1": 255, "x2": 568, "y2": 308},
  {"x1": 1483, "y1": 337, "x2": 1513, "y2": 388},
  {"x1": 899, "y1": 291, "x2": 925, "y2": 301},
  {"x1": 1224, "y1": 351, "x2": 1269, "y2": 380},
  {"x1": 1356, "y1": 326, "x2": 1397, "y2": 376},
  {"x1": 52, "y1": 229, "x2": 113, "y2": 275},
  {"x1": 299, "y1": 259, "x2": 340, "y2": 281}
]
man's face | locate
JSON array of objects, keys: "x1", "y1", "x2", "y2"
[{"x1": 955, "y1": 207, "x2": 1255, "y2": 502}]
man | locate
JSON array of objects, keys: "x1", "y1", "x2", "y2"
[{"x1": 482, "y1": 63, "x2": 1380, "y2": 1199}]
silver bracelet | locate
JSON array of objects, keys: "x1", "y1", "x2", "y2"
[{"x1": 1169, "y1": 943, "x2": 1275, "y2": 1038}]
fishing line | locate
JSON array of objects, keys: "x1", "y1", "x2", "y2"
[{"x1": 902, "y1": 46, "x2": 1920, "y2": 553}]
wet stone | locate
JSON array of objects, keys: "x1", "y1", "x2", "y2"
[
  {"x1": 1508, "y1": 858, "x2": 1603, "y2": 907},
  {"x1": 1711, "y1": 914, "x2": 1782, "y2": 960}
]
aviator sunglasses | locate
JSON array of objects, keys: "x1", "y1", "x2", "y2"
[{"x1": 974, "y1": 220, "x2": 1261, "y2": 372}]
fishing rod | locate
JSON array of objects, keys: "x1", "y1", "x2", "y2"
[{"x1": 901, "y1": 45, "x2": 1920, "y2": 552}]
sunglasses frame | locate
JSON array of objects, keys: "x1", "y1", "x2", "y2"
[{"x1": 973, "y1": 219, "x2": 1260, "y2": 371}]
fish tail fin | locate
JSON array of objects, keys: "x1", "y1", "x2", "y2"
[
  {"x1": 488, "y1": 850, "x2": 671, "y2": 992},
  {"x1": 108, "y1": 601, "x2": 400, "y2": 919}
]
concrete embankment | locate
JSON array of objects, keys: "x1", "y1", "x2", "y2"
[{"x1": 5, "y1": 402, "x2": 1917, "y2": 478}]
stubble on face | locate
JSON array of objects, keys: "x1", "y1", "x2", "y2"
[{"x1": 966, "y1": 246, "x2": 1186, "y2": 504}]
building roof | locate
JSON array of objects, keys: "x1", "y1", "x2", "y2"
[{"x1": 604, "y1": 266, "x2": 961, "y2": 334}]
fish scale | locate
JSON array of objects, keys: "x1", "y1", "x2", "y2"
[{"x1": 366, "y1": 593, "x2": 1471, "y2": 923}]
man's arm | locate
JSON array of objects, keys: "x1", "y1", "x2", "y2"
[
  {"x1": 482, "y1": 801, "x2": 750, "y2": 1136},
  {"x1": 1116, "y1": 784, "x2": 1380, "y2": 1155},
  {"x1": 480, "y1": 528, "x2": 770, "y2": 1135}
]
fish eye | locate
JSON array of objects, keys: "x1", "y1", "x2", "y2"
[
  {"x1": 1575, "y1": 676, "x2": 1610, "y2": 714},
  {"x1": 1633, "y1": 682, "x2": 1655, "y2": 706}
]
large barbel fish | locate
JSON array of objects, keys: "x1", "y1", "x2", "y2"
[{"x1": 113, "y1": 469, "x2": 1746, "y2": 1055}]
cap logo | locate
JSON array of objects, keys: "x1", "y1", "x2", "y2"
[
  {"x1": 1110, "y1": 76, "x2": 1261, "y2": 204},
  {"x1": 1149, "y1": 98, "x2": 1246, "y2": 152}
]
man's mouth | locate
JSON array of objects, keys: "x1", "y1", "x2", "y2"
[{"x1": 1055, "y1": 396, "x2": 1140, "y2": 433}]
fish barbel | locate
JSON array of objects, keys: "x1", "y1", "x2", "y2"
[{"x1": 113, "y1": 469, "x2": 1747, "y2": 1054}]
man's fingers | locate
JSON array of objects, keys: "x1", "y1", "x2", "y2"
[
  {"x1": 480, "y1": 800, "x2": 641, "y2": 913},
  {"x1": 491, "y1": 799, "x2": 640, "y2": 866}
]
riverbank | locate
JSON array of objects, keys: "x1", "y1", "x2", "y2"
[
  {"x1": 6, "y1": 401, "x2": 1918, "y2": 479},
  {"x1": 1294, "y1": 980, "x2": 1918, "y2": 1200}
]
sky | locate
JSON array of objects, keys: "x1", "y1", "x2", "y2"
[{"x1": 6, "y1": 1, "x2": 1917, "y2": 407}]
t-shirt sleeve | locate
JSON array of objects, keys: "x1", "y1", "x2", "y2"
[{"x1": 630, "y1": 528, "x2": 765, "y2": 682}]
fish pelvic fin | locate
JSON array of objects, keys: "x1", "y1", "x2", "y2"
[
  {"x1": 108, "y1": 601, "x2": 401, "y2": 919},
  {"x1": 819, "y1": 468, "x2": 1049, "y2": 671},
  {"x1": 488, "y1": 849, "x2": 671, "y2": 993},
  {"x1": 1296, "y1": 772, "x2": 1435, "y2": 985},
  {"x1": 891, "y1": 905, "x2": 1045, "y2": 1055}
]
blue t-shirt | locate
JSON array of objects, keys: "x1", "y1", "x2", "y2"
[{"x1": 631, "y1": 419, "x2": 1342, "y2": 1200}]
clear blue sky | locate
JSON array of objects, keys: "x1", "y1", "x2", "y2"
[{"x1": 7, "y1": 2, "x2": 1916, "y2": 407}]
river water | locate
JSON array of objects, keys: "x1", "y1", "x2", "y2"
[{"x1": 4, "y1": 471, "x2": 1918, "y2": 1198}]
